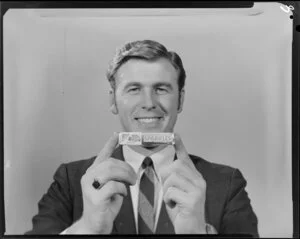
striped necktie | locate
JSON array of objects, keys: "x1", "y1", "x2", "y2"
[{"x1": 138, "y1": 156, "x2": 155, "y2": 234}]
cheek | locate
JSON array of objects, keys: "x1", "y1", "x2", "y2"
[
  {"x1": 116, "y1": 94, "x2": 129, "y2": 107},
  {"x1": 123, "y1": 98, "x2": 130, "y2": 106},
  {"x1": 116, "y1": 97, "x2": 137, "y2": 116},
  {"x1": 158, "y1": 95, "x2": 179, "y2": 111}
]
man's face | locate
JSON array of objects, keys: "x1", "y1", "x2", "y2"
[{"x1": 110, "y1": 58, "x2": 184, "y2": 133}]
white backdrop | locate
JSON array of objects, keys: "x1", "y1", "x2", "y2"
[{"x1": 3, "y1": 3, "x2": 293, "y2": 237}]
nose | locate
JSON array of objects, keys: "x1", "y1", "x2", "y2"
[{"x1": 141, "y1": 90, "x2": 156, "y2": 110}]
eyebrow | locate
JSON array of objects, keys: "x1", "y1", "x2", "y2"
[{"x1": 153, "y1": 82, "x2": 173, "y2": 90}]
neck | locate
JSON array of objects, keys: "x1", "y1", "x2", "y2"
[{"x1": 128, "y1": 144, "x2": 168, "y2": 157}]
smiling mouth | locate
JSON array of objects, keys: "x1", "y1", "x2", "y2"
[{"x1": 135, "y1": 117, "x2": 163, "y2": 123}]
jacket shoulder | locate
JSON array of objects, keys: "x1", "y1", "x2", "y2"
[
  {"x1": 64, "y1": 156, "x2": 97, "y2": 175},
  {"x1": 189, "y1": 154, "x2": 237, "y2": 182}
]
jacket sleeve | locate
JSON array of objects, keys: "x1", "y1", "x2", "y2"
[
  {"x1": 220, "y1": 169, "x2": 259, "y2": 237},
  {"x1": 25, "y1": 164, "x2": 74, "y2": 234}
]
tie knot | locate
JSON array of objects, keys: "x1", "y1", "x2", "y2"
[{"x1": 142, "y1": 157, "x2": 153, "y2": 169}]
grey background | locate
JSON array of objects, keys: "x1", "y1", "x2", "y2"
[{"x1": 3, "y1": 3, "x2": 293, "y2": 237}]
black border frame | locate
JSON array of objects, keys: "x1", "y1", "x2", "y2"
[{"x1": 0, "y1": 1, "x2": 298, "y2": 238}]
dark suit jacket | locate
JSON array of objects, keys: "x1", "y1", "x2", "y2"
[{"x1": 25, "y1": 146, "x2": 259, "y2": 236}]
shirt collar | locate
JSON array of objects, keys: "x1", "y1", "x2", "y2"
[{"x1": 123, "y1": 145, "x2": 175, "y2": 176}]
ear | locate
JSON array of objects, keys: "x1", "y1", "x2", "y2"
[
  {"x1": 109, "y1": 89, "x2": 118, "y2": 115},
  {"x1": 177, "y1": 88, "x2": 185, "y2": 113}
]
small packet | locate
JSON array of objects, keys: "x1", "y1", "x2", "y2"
[
  {"x1": 119, "y1": 132, "x2": 175, "y2": 145},
  {"x1": 142, "y1": 132, "x2": 175, "y2": 145},
  {"x1": 119, "y1": 132, "x2": 142, "y2": 145}
]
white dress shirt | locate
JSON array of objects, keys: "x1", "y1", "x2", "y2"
[{"x1": 123, "y1": 144, "x2": 175, "y2": 233}]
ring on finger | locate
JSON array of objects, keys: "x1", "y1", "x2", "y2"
[{"x1": 92, "y1": 179, "x2": 102, "y2": 190}]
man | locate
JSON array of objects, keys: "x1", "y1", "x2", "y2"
[{"x1": 25, "y1": 40, "x2": 259, "y2": 236}]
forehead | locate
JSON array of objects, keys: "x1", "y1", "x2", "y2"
[{"x1": 115, "y1": 58, "x2": 178, "y2": 86}]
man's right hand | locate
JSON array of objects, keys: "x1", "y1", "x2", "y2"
[{"x1": 65, "y1": 133, "x2": 137, "y2": 234}]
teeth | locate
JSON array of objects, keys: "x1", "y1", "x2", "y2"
[{"x1": 138, "y1": 118, "x2": 160, "y2": 123}]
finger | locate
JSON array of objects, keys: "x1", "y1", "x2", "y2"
[
  {"x1": 163, "y1": 186, "x2": 188, "y2": 208},
  {"x1": 84, "y1": 181, "x2": 127, "y2": 206},
  {"x1": 173, "y1": 133, "x2": 189, "y2": 160},
  {"x1": 163, "y1": 171, "x2": 195, "y2": 194},
  {"x1": 160, "y1": 161, "x2": 198, "y2": 185},
  {"x1": 94, "y1": 132, "x2": 119, "y2": 165},
  {"x1": 91, "y1": 159, "x2": 137, "y2": 186},
  {"x1": 160, "y1": 163, "x2": 187, "y2": 182},
  {"x1": 100, "y1": 181, "x2": 127, "y2": 200},
  {"x1": 173, "y1": 133, "x2": 194, "y2": 169}
]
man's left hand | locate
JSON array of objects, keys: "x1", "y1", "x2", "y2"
[{"x1": 160, "y1": 133, "x2": 207, "y2": 234}]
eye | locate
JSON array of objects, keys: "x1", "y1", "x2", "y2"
[
  {"x1": 128, "y1": 87, "x2": 139, "y2": 93},
  {"x1": 156, "y1": 87, "x2": 168, "y2": 94}
]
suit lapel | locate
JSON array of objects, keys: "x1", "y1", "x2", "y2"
[{"x1": 111, "y1": 146, "x2": 137, "y2": 234}]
